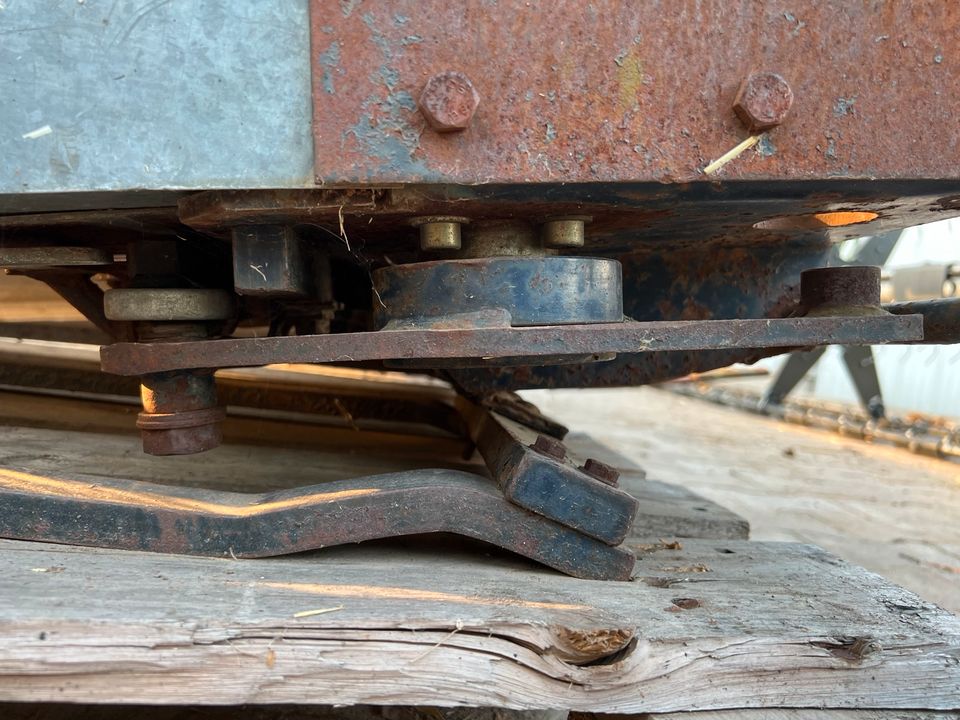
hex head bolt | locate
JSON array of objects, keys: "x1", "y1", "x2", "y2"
[
  {"x1": 104, "y1": 288, "x2": 235, "y2": 456},
  {"x1": 800, "y1": 266, "x2": 883, "y2": 315},
  {"x1": 705, "y1": 71, "x2": 793, "y2": 175},
  {"x1": 138, "y1": 370, "x2": 226, "y2": 456},
  {"x1": 580, "y1": 458, "x2": 621, "y2": 487},
  {"x1": 418, "y1": 71, "x2": 480, "y2": 132},
  {"x1": 733, "y1": 71, "x2": 794, "y2": 133},
  {"x1": 530, "y1": 434, "x2": 567, "y2": 461}
]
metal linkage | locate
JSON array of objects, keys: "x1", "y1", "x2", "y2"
[
  {"x1": 0, "y1": 467, "x2": 635, "y2": 581},
  {"x1": 101, "y1": 314, "x2": 924, "y2": 376},
  {"x1": 0, "y1": 342, "x2": 639, "y2": 578},
  {"x1": 463, "y1": 402, "x2": 639, "y2": 546},
  {"x1": 885, "y1": 298, "x2": 960, "y2": 344}
]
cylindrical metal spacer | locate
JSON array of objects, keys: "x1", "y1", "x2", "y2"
[
  {"x1": 412, "y1": 216, "x2": 469, "y2": 251},
  {"x1": 801, "y1": 266, "x2": 882, "y2": 310},
  {"x1": 541, "y1": 217, "x2": 590, "y2": 249}
]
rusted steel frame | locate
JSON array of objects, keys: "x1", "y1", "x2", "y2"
[
  {"x1": 884, "y1": 298, "x2": 960, "y2": 344},
  {"x1": 101, "y1": 315, "x2": 924, "y2": 376},
  {"x1": 310, "y1": 1, "x2": 960, "y2": 184},
  {"x1": 0, "y1": 467, "x2": 634, "y2": 580},
  {"x1": 177, "y1": 184, "x2": 960, "y2": 252},
  {"x1": 461, "y1": 402, "x2": 639, "y2": 546}
]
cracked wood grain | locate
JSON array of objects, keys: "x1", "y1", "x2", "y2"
[{"x1": 0, "y1": 538, "x2": 957, "y2": 711}]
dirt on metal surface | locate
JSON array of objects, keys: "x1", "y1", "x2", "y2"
[{"x1": 310, "y1": 1, "x2": 960, "y2": 184}]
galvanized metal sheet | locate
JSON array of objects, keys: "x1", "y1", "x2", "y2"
[
  {"x1": 311, "y1": 0, "x2": 960, "y2": 185},
  {"x1": 0, "y1": 0, "x2": 314, "y2": 201}
]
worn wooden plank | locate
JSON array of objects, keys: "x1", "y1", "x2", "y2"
[
  {"x1": 0, "y1": 538, "x2": 957, "y2": 710},
  {"x1": 623, "y1": 477, "x2": 750, "y2": 541},
  {"x1": 525, "y1": 386, "x2": 960, "y2": 615},
  {"x1": 565, "y1": 433, "x2": 749, "y2": 541},
  {"x1": 587, "y1": 712, "x2": 960, "y2": 720},
  {"x1": 0, "y1": 706, "x2": 956, "y2": 720}
]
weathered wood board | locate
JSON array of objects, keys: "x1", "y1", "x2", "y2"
[
  {"x1": 0, "y1": 705, "x2": 957, "y2": 720},
  {"x1": 1, "y1": 538, "x2": 957, "y2": 711}
]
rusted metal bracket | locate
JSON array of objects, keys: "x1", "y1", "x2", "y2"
[
  {"x1": 463, "y1": 402, "x2": 639, "y2": 545},
  {"x1": 0, "y1": 466, "x2": 634, "y2": 580},
  {"x1": 100, "y1": 314, "x2": 924, "y2": 375}
]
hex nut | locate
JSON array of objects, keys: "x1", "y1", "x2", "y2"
[
  {"x1": 580, "y1": 458, "x2": 621, "y2": 486},
  {"x1": 530, "y1": 434, "x2": 567, "y2": 461},
  {"x1": 419, "y1": 71, "x2": 481, "y2": 132},
  {"x1": 733, "y1": 71, "x2": 794, "y2": 133}
]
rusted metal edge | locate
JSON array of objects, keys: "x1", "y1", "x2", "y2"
[
  {"x1": 101, "y1": 315, "x2": 924, "y2": 376},
  {"x1": 884, "y1": 298, "x2": 960, "y2": 344},
  {"x1": 0, "y1": 466, "x2": 634, "y2": 581}
]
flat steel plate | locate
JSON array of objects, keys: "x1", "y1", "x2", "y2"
[{"x1": 100, "y1": 314, "x2": 924, "y2": 375}]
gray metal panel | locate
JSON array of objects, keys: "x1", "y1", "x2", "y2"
[{"x1": 0, "y1": 0, "x2": 314, "y2": 197}]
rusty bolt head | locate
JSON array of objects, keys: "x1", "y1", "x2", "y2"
[
  {"x1": 418, "y1": 71, "x2": 480, "y2": 132},
  {"x1": 530, "y1": 434, "x2": 566, "y2": 461},
  {"x1": 733, "y1": 71, "x2": 794, "y2": 133},
  {"x1": 580, "y1": 458, "x2": 621, "y2": 487}
]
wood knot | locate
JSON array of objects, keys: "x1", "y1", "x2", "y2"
[
  {"x1": 811, "y1": 637, "x2": 882, "y2": 663},
  {"x1": 549, "y1": 627, "x2": 635, "y2": 664}
]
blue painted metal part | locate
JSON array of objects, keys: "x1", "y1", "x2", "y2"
[
  {"x1": 0, "y1": 0, "x2": 314, "y2": 204},
  {"x1": 446, "y1": 240, "x2": 835, "y2": 391},
  {"x1": 372, "y1": 257, "x2": 623, "y2": 328},
  {"x1": 469, "y1": 408, "x2": 640, "y2": 546}
]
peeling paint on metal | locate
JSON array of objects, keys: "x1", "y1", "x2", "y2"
[
  {"x1": 361, "y1": 12, "x2": 394, "y2": 59},
  {"x1": 340, "y1": 10, "x2": 439, "y2": 180},
  {"x1": 756, "y1": 134, "x2": 777, "y2": 158},
  {"x1": 318, "y1": 42, "x2": 341, "y2": 95},
  {"x1": 833, "y1": 97, "x2": 857, "y2": 116}
]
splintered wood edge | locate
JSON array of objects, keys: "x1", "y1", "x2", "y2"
[{"x1": 1, "y1": 539, "x2": 959, "y2": 710}]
